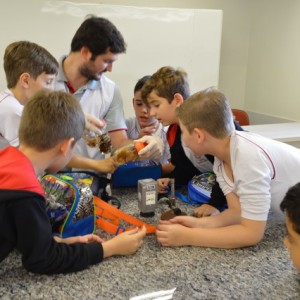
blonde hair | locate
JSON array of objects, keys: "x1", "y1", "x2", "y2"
[
  {"x1": 141, "y1": 66, "x2": 190, "y2": 103},
  {"x1": 3, "y1": 41, "x2": 58, "y2": 88},
  {"x1": 176, "y1": 87, "x2": 234, "y2": 138},
  {"x1": 19, "y1": 90, "x2": 85, "y2": 151}
]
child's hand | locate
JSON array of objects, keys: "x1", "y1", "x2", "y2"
[
  {"x1": 138, "y1": 124, "x2": 157, "y2": 138},
  {"x1": 54, "y1": 234, "x2": 104, "y2": 244},
  {"x1": 157, "y1": 178, "x2": 170, "y2": 194},
  {"x1": 134, "y1": 135, "x2": 163, "y2": 160},
  {"x1": 156, "y1": 223, "x2": 190, "y2": 247},
  {"x1": 193, "y1": 204, "x2": 220, "y2": 218},
  {"x1": 102, "y1": 226, "x2": 146, "y2": 257},
  {"x1": 93, "y1": 157, "x2": 117, "y2": 173},
  {"x1": 167, "y1": 216, "x2": 200, "y2": 228},
  {"x1": 85, "y1": 113, "x2": 106, "y2": 135}
]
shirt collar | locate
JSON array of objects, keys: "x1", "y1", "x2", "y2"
[{"x1": 57, "y1": 55, "x2": 99, "y2": 91}]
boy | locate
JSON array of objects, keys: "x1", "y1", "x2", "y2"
[
  {"x1": 0, "y1": 90, "x2": 146, "y2": 274},
  {"x1": 55, "y1": 16, "x2": 163, "y2": 163},
  {"x1": 156, "y1": 87, "x2": 300, "y2": 248},
  {"x1": 141, "y1": 66, "x2": 235, "y2": 216},
  {"x1": 0, "y1": 40, "x2": 58, "y2": 147},
  {"x1": 280, "y1": 183, "x2": 300, "y2": 272},
  {"x1": 126, "y1": 75, "x2": 170, "y2": 165},
  {"x1": 0, "y1": 40, "x2": 117, "y2": 173}
]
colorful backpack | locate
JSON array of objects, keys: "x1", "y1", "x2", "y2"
[{"x1": 40, "y1": 172, "x2": 156, "y2": 238}]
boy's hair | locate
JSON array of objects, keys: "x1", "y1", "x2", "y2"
[
  {"x1": 141, "y1": 66, "x2": 190, "y2": 103},
  {"x1": 176, "y1": 87, "x2": 234, "y2": 138},
  {"x1": 3, "y1": 41, "x2": 58, "y2": 89},
  {"x1": 19, "y1": 90, "x2": 85, "y2": 151},
  {"x1": 280, "y1": 183, "x2": 300, "y2": 235},
  {"x1": 71, "y1": 16, "x2": 126, "y2": 60},
  {"x1": 134, "y1": 75, "x2": 151, "y2": 94}
]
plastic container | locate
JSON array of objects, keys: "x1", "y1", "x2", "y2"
[{"x1": 112, "y1": 141, "x2": 147, "y2": 166}]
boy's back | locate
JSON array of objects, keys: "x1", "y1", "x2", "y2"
[
  {"x1": 0, "y1": 89, "x2": 24, "y2": 146},
  {"x1": 215, "y1": 130, "x2": 300, "y2": 220}
]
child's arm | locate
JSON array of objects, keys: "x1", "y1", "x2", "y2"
[
  {"x1": 156, "y1": 192, "x2": 267, "y2": 248},
  {"x1": 193, "y1": 204, "x2": 220, "y2": 217},
  {"x1": 67, "y1": 154, "x2": 117, "y2": 173},
  {"x1": 156, "y1": 217, "x2": 266, "y2": 248},
  {"x1": 54, "y1": 234, "x2": 104, "y2": 244},
  {"x1": 160, "y1": 162, "x2": 175, "y2": 176}
]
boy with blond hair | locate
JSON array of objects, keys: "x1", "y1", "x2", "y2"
[
  {"x1": 156, "y1": 87, "x2": 300, "y2": 248},
  {"x1": 0, "y1": 90, "x2": 146, "y2": 274}
]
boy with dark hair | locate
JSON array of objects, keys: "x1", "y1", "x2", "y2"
[
  {"x1": 55, "y1": 16, "x2": 164, "y2": 164},
  {"x1": 0, "y1": 90, "x2": 146, "y2": 274},
  {"x1": 141, "y1": 66, "x2": 242, "y2": 216},
  {"x1": 126, "y1": 75, "x2": 170, "y2": 165},
  {"x1": 156, "y1": 87, "x2": 300, "y2": 249},
  {"x1": 280, "y1": 183, "x2": 300, "y2": 272}
]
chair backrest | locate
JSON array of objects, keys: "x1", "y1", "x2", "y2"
[{"x1": 232, "y1": 109, "x2": 250, "y2": 126}]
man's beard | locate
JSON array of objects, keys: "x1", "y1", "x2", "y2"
[{"x1": 79, "y1": 63, "x2": 101, "y2": 81}]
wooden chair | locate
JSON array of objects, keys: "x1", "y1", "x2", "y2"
[{"x1": 232, "y1": 109, "x2": 250, "y2": 126}]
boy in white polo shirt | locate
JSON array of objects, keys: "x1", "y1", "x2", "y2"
[{"x1": 156, "y1": 87, "x2": 300, "y2": 249}]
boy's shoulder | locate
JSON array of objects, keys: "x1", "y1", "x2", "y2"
[
  {"x1": 0, "y1": 89, "x2": 22, "y2": 110},
  {"x1": 0, "y1": 147, "x2": 44, "y2": 197}
]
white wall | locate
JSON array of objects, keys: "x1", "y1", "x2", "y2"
[
  {"x1": 245, "y1": 0, "x2": 300, "y2": 122},
  {"x1": 0, "y1": 1, "x2": 222, "y2": 118},
  {"x1": 70, "y1": 0, "x2": 252, "y2": 110},
  {"x1": 1, "y1": 0, "x2": 299, "y2": 124}
]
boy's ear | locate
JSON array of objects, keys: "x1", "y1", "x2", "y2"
[
  {"x1": 59, "y1": 138, "x2": 75, "y2": 156},
  {"x1": 193, "y1": 128, "x2": 206, "y2": 144},
  {"x1": 173, "y1": 93, "x2": 184, "y2": 107},
  {"x1": 19, "y1": 72, "x2": 31, "y2": 88}
]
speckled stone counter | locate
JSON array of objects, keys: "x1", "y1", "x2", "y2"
[{"x1": 1, "y1": 187, "x2": 300, "y2": 300}]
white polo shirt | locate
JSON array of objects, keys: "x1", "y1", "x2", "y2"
[
  {"x1": 0, "y1": 89, "x2": 23, "y2": 147},
  {"x1": 55, "y1": 56, "x2": 127, "y2": 160}
]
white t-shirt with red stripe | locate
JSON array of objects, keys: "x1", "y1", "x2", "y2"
[{"x1": 213, "y1": 130, "x2": 300, "y2": 221}]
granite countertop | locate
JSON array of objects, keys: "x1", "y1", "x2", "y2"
[{"x1": 1, "y1": 187, "x2": 300, "y2": 300}]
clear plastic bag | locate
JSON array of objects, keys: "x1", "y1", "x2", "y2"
[{"x1": 83, "y1": 130, "x2": 112, "y2": 154}]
